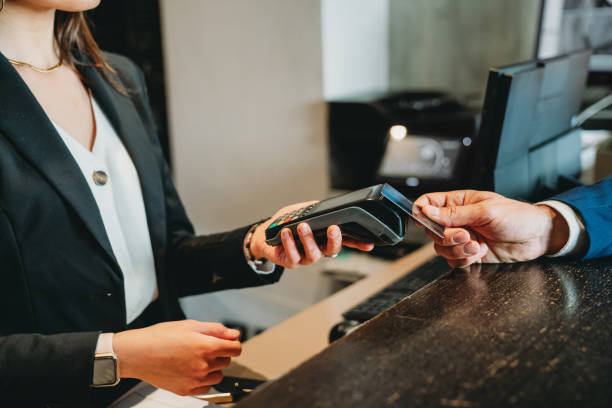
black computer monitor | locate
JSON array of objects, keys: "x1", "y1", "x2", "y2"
[{"x1": 470, "y1": 50, "x2": 591, "y2": 201}]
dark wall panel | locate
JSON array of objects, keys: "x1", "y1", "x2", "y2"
[{"x1": 88, "y1": 1, "x2": 171, "y2": 165}]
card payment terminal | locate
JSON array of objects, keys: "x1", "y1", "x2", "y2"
[{"x1": 265, "y1": 184, "x2": 444, "y2": 247}]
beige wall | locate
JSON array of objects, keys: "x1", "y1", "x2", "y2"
[
  {"x1": 159, "y1": 0, "x2": 329, "y2": 329},
  {"x1": 321, "y1": 0, "x2": 390, "y2": 99},
  {"x1": 160, "y1": 0, "x2": 327, "y2": 234},
  {"x1": 389, "y1": 0, "x2": 542, "y2": 96}
]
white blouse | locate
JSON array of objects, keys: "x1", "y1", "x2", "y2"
[{"x1": 51, "y1": 96, "x2": 157, "y2": 324}]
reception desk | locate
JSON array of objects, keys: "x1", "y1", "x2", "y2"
[{"x1": 234, "y1": 254, "x2": 612, "y2": 407}]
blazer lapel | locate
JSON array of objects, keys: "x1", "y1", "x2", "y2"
[
  {"x1": 76, "y1": 58, "x2": 167, "y2": 262},
  {"x1": 0, "y1": 53, "x2": 122, "y2": 282}
]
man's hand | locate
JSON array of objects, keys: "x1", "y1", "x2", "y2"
[
  {"x1": 113, "y1": 320, "x2": 241, "y2": 396},
  {"x1": 249, "y1": 201, "x2": 374, "y2": 269},
  {"x1": 413, "y1": 190, "x2": 570, "y2": 268}
]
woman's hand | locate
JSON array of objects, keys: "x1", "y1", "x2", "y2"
[
  {"x1": 249, "y1": 201, "x2": 374, "y2": 269},
  {"x1": 413, "y1": 190, "x2": 570, "y2": 268},
  {"x1": 113, "y1": 320, "x2": 241, "y2": 396}
]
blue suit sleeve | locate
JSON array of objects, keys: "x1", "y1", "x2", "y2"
[{"x1": 551, "y1": 176, "x2": 612, "y2": 259}]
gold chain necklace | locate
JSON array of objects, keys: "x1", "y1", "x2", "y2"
[{"x1": 7, "y1": 54, "x2": 63, "y2": 73}]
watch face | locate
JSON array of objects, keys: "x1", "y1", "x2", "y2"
[{"x1": 93, "y1": 355, "x2": 118, "y2": 387}]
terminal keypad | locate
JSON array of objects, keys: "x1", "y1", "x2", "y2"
[{"x1": 269, "y1": 203, "x2": 318, "y2": 229}]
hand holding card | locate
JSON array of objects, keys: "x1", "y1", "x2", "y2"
[
  {"x1": 379, "y1": 184, "x2": 445, "y2": 239},
  {"x1": 411, "y1": 204, "x2": 446, "y2": 238}
]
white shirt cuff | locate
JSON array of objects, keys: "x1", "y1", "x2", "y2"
[{"x1": 537, "y1": 200, "x2": 587, "y2": 257}]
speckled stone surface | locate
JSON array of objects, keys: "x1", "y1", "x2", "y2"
[{"x1": 236, "y1": 257, "x2": 612, "y2": 407}]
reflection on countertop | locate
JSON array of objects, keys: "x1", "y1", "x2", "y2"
[{"x1": 237, "y1": 257, "x2": 612, "y2": 408}]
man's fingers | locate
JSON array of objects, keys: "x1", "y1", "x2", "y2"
[
  {"x1": 442, "y1": 242, "x2": 489, "y2": 268},
  {"x1": 445, "y1": 228, "x2": 471, "y2": 246},
  {"x1": 434, "y1": 241, "x2": 480, "y2": 260},
  {"x1": 421, "y1": 203, "x2": 491, "y2": 227},
  {"x1": 413, "y1": 190, "x2": 470, "y2": 209},
  {"x1": 426, "y1": 228, "x2": 470, "y2": 246},
  {"x1": 413, "y1": 192, "x2": 448, "y2": 208}
]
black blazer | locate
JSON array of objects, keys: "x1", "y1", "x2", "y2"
[{"x1": 0, "y1": 51, "x2": 282, "y2": 407}]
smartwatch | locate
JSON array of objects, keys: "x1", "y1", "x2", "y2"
[{"x1": 92, "y1": 333, "x2": 120, "y2": 388}]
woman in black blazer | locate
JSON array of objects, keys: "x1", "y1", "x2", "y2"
[{"x1": 0, "y1": 1, "x2": 372, "y2": 406}]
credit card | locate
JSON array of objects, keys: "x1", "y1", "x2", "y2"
[
  {"x1": 381, "y1": 184, "x2": 445, "y2": 239},
  {"x1": 410, "y1": 204, "x2": 446, "y2": 239}
]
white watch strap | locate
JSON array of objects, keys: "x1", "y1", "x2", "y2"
[
  {"x1": 95, "y1": 332, "x2": 115, "y2": 355},
  {"x1": 247, "y1": 257, "x2": 276, "y2": 274},
  {"x1": 243, "y1": 222, "x2": 276, "y2": 274}
]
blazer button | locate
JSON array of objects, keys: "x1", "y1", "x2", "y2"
[{"x1": 92, "y1": 170, "x2": 108, "y2": 186}]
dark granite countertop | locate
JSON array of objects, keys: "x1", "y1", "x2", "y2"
[{"x1": 236, "y1": 257, "x2": 612, "y2": 407}]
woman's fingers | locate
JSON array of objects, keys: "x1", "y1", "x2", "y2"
[
  {"x1": 187, "y1": 321, "x2": 240, "y2": 340},
  {"x1": 190, "y1": 385, "x2": 212, "y2": 396},
  {"x1": 342, "y1": 238, "x2": 374, "y2": 251},
  {"x1": 321, "y1": 225, "x2": 342, "y2": 256},
  {"x1": 279, "y1": 224, "x2": 374, "y2": 268},
  {"x1": 280, "y1": 228, "x2": 301, "y2": 267},
  {"x1": 204, "y1": 337, "x2": 242, "y2": 358},
  {"x1": 205, "y1": 356, "x2": 231, "y2": 372},
  {"x1": 199, "y1": 370, "x2": 224, "y2": 386},
  {"x1": 297, "y1": 223, "x2": 322, "y2": 265},
  {"x1": 189, "y1": 370, "x2": 224, "y2": 395}
]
